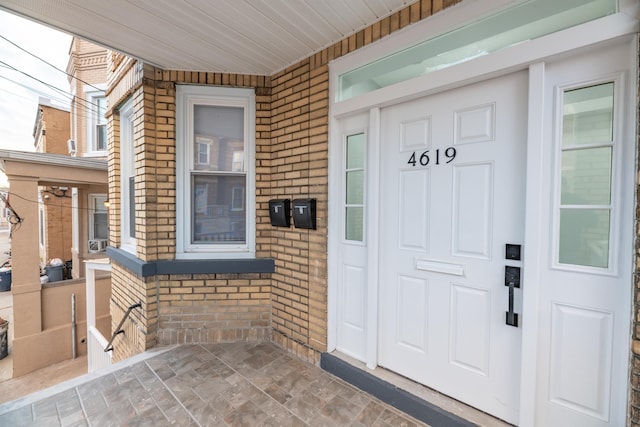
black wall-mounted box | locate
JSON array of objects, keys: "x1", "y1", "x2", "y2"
[
  {"x1": 269, "y1": 199, "x2": 290, "y2": 227},
  {"x1": 292, "y1": 198, "x2": 316, "y2": 229}
]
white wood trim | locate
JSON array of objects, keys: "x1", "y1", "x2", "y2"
[
  {"x1": 518, "y1": 61, "x2": 546, "y2": 427},
  {"x1": 365, "y1": 107, "x2": 381, "y2": 370},
  {"x1": 331, "y1": 13, "x2": 638, "y2": 118},
  {"x1": 85, "y1": 258, "x2": 112, "y2": 372},
  {"x1": 88, "y1": 326, "x2": 112, "y2": 372},
  {"x1": 326, "y1": 113, "x2": 340, "y2": 353}
]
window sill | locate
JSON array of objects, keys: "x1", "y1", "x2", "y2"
[
  {"x1": 106, "y1": 247, "x2": 274, "y2": 277},
  {"x1": 82, "y1": 151, "x2": 108, "y2": 158}
]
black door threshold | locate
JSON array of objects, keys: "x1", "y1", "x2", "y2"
[{"x1": 321, "y1": 352, "x2": 479, "y2": 427}]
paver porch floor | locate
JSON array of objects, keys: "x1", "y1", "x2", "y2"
[{"x1": 0, "y1": 342, "x2": 433, "y2": 426}]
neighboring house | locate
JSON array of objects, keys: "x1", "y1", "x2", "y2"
[
  {"x1": 32, "y1": 97, "x2": 72, "y2": 267},
  {"x1": 66, "y1": 37, "x2": 109, "y2": 277},
  {"x1": 0, "y1": 1, "x2": 639, "y2": 426},
  {"x1": 0, "y1": 39, "x2": 111, "y2": 377}
]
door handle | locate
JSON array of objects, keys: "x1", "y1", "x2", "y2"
[{"x1": 505, "y1": 266, "x2": 520, "y2": 327}]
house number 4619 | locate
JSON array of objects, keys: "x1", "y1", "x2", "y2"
[{"x1": 407, "y1": 147, "x2": 457, "y2": 167}]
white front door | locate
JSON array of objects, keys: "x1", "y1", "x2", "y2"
[{"x1": 378, "y1": 71, "x2": 527, "y2": 424}]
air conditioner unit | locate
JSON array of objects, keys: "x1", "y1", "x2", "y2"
[{"x1": 88, "y1": 239, "x2": 107, "y2": 253}]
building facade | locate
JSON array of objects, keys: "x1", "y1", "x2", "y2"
[
  {"x1": 32, "y1": 98, "x2": 72, "y2": 267},
  {"x1": 0, "y1": 38, "x2": 111, "y2": 378},
  {"x1": 32, "y1": 0, "x2": 637, "y2": 425}
]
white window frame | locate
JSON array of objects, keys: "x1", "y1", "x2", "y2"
[
  {"x1": 88, "y1": 194, "x2": 108, "y2": 241},
  {"x1": 119, "y1": 98, "x2": 136, "y2": 254},
  {"x1": 84, "y1": 84, "x2": 107, "y2": 156},
  {"x1": 39, "y1": 204, "x2": 45, "y2": 247},
  {"x1": 176, "y1": 85, "x2": 256, "y2": 259},
  {"x1": 551, "y1": 74, "x2": 624, "y2": 276}
]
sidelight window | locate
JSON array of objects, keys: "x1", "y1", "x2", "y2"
[
  {"x1": 557, "y1": 82, "x2": 615, "y2": 269},
  {"x1": 344, "y1": 132, "x2": 365, "y2": 242}
]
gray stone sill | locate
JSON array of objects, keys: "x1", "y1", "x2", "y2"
[{"x1": 106, "y1": 247, "x2": 275, "y2": 277}]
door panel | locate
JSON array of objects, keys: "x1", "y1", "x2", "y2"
[
  {"x1": 379, "y1": 71, "x2": 527, "y2": 424},
  {"x1": 399, "y1": 169, "x2": 430, "y2": 251},
  {"x1": 450, "y1": 283, "x2": 491, "y2": 375},
  {"x1": 534, "y1": 40, "x2": 633, "y2": 427},
  {"x1": 335, "y1": 113, "x2": 369, "y2": 361},
  {"x1": 452, "y1": 162, "x2": 493, "y2": 258},
  {"x1": 549, "y1": 303, "x2": 614, "y2": 421}
]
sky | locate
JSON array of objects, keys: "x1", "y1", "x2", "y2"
[{"x1": 0, "y1": 9, "x2": 72, "y2": 153}]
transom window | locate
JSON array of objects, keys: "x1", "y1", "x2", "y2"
[
  {"x1": 176, "y1": 86, "x2": 255, "y2": 259},
  {"x1": 338, "y1": 0, "x2": 616, "y2": 101}
]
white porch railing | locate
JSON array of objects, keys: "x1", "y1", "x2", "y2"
[{"x1": 88, "y1": 326, "x2": 112, "y2": 372}]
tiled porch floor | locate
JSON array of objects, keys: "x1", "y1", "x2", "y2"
[{"x1": 0, "y1": 342, "x2": 435, "y2": 426}]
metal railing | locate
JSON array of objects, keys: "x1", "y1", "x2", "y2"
[{"x1": 104, "y1": 301, "x2": 141, "y2": 352}]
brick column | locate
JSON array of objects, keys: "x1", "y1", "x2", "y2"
[{"x1": 7, "y1": 176, "x2": 42, "y2": 339}]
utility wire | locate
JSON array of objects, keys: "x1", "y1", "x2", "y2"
[
  {"x1": 0, "y1": 59, "x2": 69, "y2": 99},
  {"x1": 0, "y1": 76, "x2": 104, "y2": 124},
  {"x1": 0, "y1": 34, "x2": 104, "y2": 93},
  {"x1": 0, "y1": 35, "x2": 106, "y2": 115},
  {"x1": 4, "y1": 191, "x2": 109, "y2": 213},
  {"x1": 0, "y1": 38, "x2": 109, "y2": 124},
  {"x1": 0, "y1": 60, "x2": 104, "y2": 115}
]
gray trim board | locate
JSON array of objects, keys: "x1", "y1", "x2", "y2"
[
  {"x1": 106, "y1": 247, "x2": 275, "y2": 277},
  {"x1": 321, "y1": 353, "x2": 479, "y2": 427}
]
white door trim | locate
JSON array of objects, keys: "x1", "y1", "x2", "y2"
[
  {"x1": 365, "y1": 107, "x2": 381, "y2": 370},
  {"x1": 518, "y1": 61, "x2": 546, "y2": 427}
]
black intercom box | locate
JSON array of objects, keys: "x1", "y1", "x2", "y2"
[
  {"x1": 269, "y1": 199, "x2": 290, "y2": 227},
  {"x1": 292, "y1": 198, "x2": 316, "y2": 229}
]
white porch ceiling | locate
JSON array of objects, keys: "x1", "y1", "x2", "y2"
[{"x1": 0, "y1": 0, "x2": 416, "y2": 75}]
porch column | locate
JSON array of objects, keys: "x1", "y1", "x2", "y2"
[{"x1": 8, "y1": 176, "x2": 42, "y2": 338}]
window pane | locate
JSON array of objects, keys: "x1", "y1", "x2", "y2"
[
  {"x1": 129, "y1": 176, "x2": 136, "y2": 238},
  {"x1": 563, "y1": 83, "x2": 614, "y2": 146},
  {"x1": 194, "y1": 106, "x2": 244, "y2": 172},
  {"x1": 346, "y1": 133, "x2": 365, "y2": 169},
  {"x1": 561, "y1": 147, "x2": 611, "y2": 205},
  {"x1": 94, "y1": 213, "x2": 108, "y2": 240},
  {"x1": 96, "y1": 124, "x2": 107, "y2": 150},
  {"x1": 559, "y1": 208, "x2": 610, "y2": 268},
  {"x1": 346, "y1": 170, "x2": 364, "y2": 204},
  {"x1": 345, "y1": 207, "x2": 364, "y2": 241},
  {"x1": 197, "y1": 140, "x2": 209, "y2": 165},
  {"x1": 96, "y1": 97, "x2": 106, "y2": 125},
  {"x1": 92, "y1": 196, "x2": 108, "y2": 240},
  {"x1": 192, "y1": 174, "x2": 246, "y2": 243}
]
